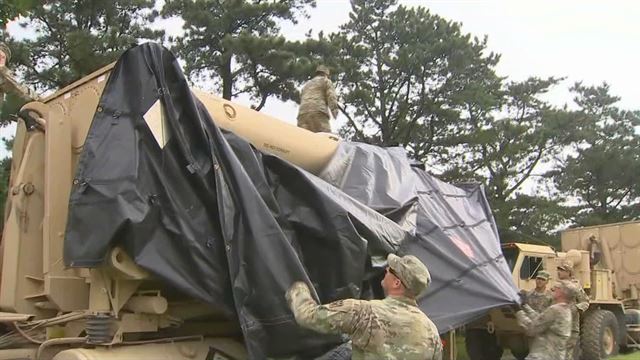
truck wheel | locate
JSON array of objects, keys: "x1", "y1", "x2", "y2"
[
  {"x1": 510, "y1": 349, "x2": 528, "y2": 360},
  {"x1": 465, "y1": 329, "x2": 503, "y2": 360},
  {"x1": 581, "y1": 309, "x2": 619, "y2": 360}
]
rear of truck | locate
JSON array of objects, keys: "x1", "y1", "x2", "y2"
[{"x1": 562, "y1": 221, "x2": 640, "y2": 353}]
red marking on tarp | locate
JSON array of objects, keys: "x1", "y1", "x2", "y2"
[{"x1": 450, "y1": 234, "x2": 475, "y2": 259}]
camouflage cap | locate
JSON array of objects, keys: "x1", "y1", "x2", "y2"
[
  {"x1": 387, "y1": 254, "x2": 431, "y2": 297},
  {"x1": 315, "y1": 65, "x2": 330, "y2": 76},
  {"x1": 557, "y1": 259, "x2": 573, "y2": 273},
  {"x1": 535, "y1": 270, "x2": 550, "y2": 280}
]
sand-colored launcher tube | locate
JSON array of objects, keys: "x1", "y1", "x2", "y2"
[{"x1": 192, "y1": 89, "x2": 340, "y2": 175}]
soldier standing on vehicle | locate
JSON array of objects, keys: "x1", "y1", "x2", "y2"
[
  {"x1": 557, "y1": 259, "x2": 590, "y2": 360},
  {"x1": 0, "y1": 43, "x2": 37, "y2": 106},
  {"x1": 285, "y1": 254, "x2": 442, "y2": 360},
  {"x1": 521, "y1": 270, "x2": 553, "y2": 313},
  {"x1": 516, "y1": 280, "x2": 574, "y2": 360},
  {"x1": 297, "y1": 65, "x2": 339, "y2": 133},
  {"x1": 0, "y1": 43, "x2": 10, "y2": 68}
]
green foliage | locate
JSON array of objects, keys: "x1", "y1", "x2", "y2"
[
  {"x1": 552, "y1": 83, "x2": 640, "y2": 226},
  {"x1": 0, "y1": 92, "x2": 27, "y2": 125},
  {"x1": 162, "y1": 0, "x2": 316, "y2": 109},
  {"x1": 0, "y1": 0, "x2": 637, "y2": 242},
  {"x1": 334, "y1": 0, "x2": 502, "y2": 163},
  {"x1": 503, "y1": 195, "x2": 572, "y2": 247},
  {"x1": 0, "y1": 0, "x2": 38, "y2": 29},
  {"x1": 0, "y1": 138, "x2": 13, "y2": 224},
  {"x1": 443, "y1": 77, "x2": 578, "y2": 242},
  {"x1": 7, "y1": 0, "x2": 163, "y2": 91}
]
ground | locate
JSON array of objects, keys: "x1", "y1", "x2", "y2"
[
  {"x1": 610, "y1": 353, "x2": 640, "y2": 360},
  {"x1": 499, "y1": 351, "x2": 639, "y2": 360},
  {"x1": 454, "y1": 335, "x2": 639, "y2": 359}
]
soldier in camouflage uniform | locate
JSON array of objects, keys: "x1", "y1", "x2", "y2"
[
  {"x1": 557, "y1": 260, "x2": 590, "y2": 360},
  {"x1": 0, "y1": 43, "x2": 10, "y2": 68},
  {"x1": 285, "y1": 254, "x2": 442, "y2": 360},
  {"x1": 521, "y1": 270, "x2": 553, "y2": 313},
  {"x1": 297, "y1": 65, "x2": 339, "y2": 133},
  {"x1": 516, "y1": 280, "x2": 575, "y2": 360}
]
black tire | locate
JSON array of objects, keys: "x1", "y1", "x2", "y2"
[
  {"x1": 465, "y1": 329, "x2": 504, "y2": 360},
  {"x1": 581, "y1": 309, "x2": 619, "y2": 360},
  {"x1": 511, "y1": 349, "x2": 528, "y2": 360}
]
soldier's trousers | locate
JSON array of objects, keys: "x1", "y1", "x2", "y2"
[
  {"x1": 565, "y1": 331, "x2": 579, "y2": 360},
  {"x1": 297, "y1": 112, "x2": 331, "y2": 133}
]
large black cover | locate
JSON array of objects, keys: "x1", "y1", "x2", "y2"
[
  {"x1": 320, "y1": 144, "x2": 520, "y2": 330},
  {"x1": 64, "y1": 43, "x2": 518, "y2": 358}
]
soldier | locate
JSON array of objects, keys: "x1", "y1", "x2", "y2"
[
  {"x1": 285, "y1": 254, "x2": 442, "y2": 359},
  {"x1": 0, "y1": 42, "x2": 11, "y2": 107},
  {"x1": 297, "y1": 65, "x2": 339, "y2": 133},
  {"x1": 516, "y1": 280, "x2": 575, "y2": 360},
  {"x1": 0, "y1": 43, "x2": 10, "y2": 68},
  {"x1": 521, "y1": 270, "x2": 553, "y2": 313},
  {"x1": 557, "y1": 259, "x2": 590, "y2": 360},
  {"x1": 0, "y1": 43, "x2": 37, "y2": 105}
]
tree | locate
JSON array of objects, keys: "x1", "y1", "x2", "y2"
[
  {"x1": 552, "y1": 83, "x2": 640, "y2": 226},
  {"x1": 444, "y1": 77, "x2": 577, "y2": 242},
  {"x1": 162, "y1": 0, "x2": 316, "y2": 110},
  {"x1": 333, "y1": 0, "x2": 502, "y2": 164},
  {"x1": 505, "y1": 195, "x2": 571, "y2": 247},
  {"x1": 1, "y1": 0, "x2": 40, "y2": 125},
  {"x1": 0, "y1": 138, "x2": 12, "y2": 223},
  {"x1": 6, "y1": 0, "x2": 163, "y2": 92},
  {"x1": 0, "y1": 0, "x2": 38, "y2": 29},
  {"x1": 1, "y1": 1, "x2": 162, "y2": 229}
]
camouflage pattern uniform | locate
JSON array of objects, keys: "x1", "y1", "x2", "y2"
[
  {"x1": 0, "y1": 43, "x2": 10, "y2": 68},
  {"x1": 557, "y1": 260, "x2": 590, "y2": 360},
  {"x1": 297, "y1": 65, "x2": 339, "y2": 133},
  {"x1": 286, "y1": 254, "x2": 442, "y2": 360},
  {"x1": 522, "y1": 271, "x2": 553, "y2": 313},
  {"x1": 516, "y1": 281, "x2": 574, "y2": 360},
  {"x1": 566, "y1": 279, "x2": 590, "y2": 360}
]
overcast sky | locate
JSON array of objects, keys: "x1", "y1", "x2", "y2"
[
  {"x1": 4, "y1": 0, "x2": 639, "y2": 134},
  {"x1": 266, "y1": 0, "x2": 640, "y2": 122}
]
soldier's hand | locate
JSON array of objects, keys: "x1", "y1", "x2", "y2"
[
  {"x1": 285, "y1": 281, "x2": 310, "y2": 305},
  {"x1": 518, "y1": 290, "x2": 526, "y2": 304}
]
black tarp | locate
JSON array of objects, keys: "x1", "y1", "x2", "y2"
[
  {"x1": 320, "y1": 144, "x2": 520, "y2": 330},
  {"x1": 64, "y1": 43, "x2": 519, "y2": 358}
]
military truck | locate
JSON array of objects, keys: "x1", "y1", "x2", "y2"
[
  {"x1": 0, "y1": 42, "x2": 501, "y2": 359},
  {"x1": 468, "y1": 221, "x2": 640, "y2": 360},
  {"x1": 0, "y1": 42, "x2": 373, "y2": 359}
]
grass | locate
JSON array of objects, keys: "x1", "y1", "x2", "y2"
[
  {"x1": 610, "y1": 352, "x2": 640, "y2": 360},
  {"x1": 453, "y1": 334, "x2": 639, "y2": 360}
]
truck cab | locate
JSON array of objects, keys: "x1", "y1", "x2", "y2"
[{"x1": 473, "y1": 239, "x2": 635, "y2": 360}]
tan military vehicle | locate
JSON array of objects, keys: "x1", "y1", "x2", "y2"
[
  {"x1": 471, "y1": 221, "x2": 640, "y2": 360},
  {"x1": 0, "y1": 46, "x2": 470, "y2": 359},
  {"x1": 0, "y1": 53, "x2": 353, "y2": 358}
]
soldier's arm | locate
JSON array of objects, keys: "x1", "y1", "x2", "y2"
[
  {"x1": 324, "y1": 79, "x2": 339, "y2": 118},
  {"x1": 575, "y1": 288, "x2": 590, "y2": 312},
  {"x1": 286, "y1": 282, "x2": 367, "y2": 336},
  {"x1": 516, "y1": 306, "x2": 558, "y2": 337},
  {"x1": 522, "y1": 304, "x2": 538, "y2": 316}
]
